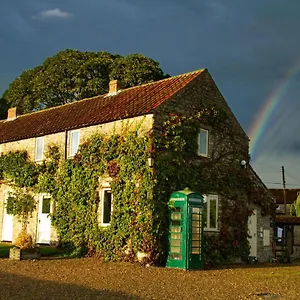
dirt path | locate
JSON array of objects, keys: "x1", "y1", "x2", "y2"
[{"x1": 0, "y1": 258, "x2": 299, "y2": 299}]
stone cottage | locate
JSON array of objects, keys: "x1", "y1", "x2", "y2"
[{"x1": 0, "y1": 69, "x2": 275, "y2": 264}]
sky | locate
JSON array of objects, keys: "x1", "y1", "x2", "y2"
[{"x1": 1, "y1": 0, "x2": 300, "y2": 190}]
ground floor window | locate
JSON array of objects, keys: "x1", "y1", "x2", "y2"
[
  {"x1": 203, "y1": 194, "x2": 218, "y2": 231},
  {"x1": 101, "y1": 188, "x2": 113, "y2": 226}
]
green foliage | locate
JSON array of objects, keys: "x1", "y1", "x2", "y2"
[
  {"x1": 38, "y1": 129, "x2": 159, "y2": 261},
  {"x1": 290, "y1": 192, "x2": 300, "y2": 216},
  {"x1": 0, "y1": 108, "x2": 274, "y2": 265},
  {"x1": 6, "y1": 188, "x2": 36, "y2": 231},
  {"x1": 0, "y1": 151, "x2": 39, "y2": 187},
  {"x1": 1, "y1": 50, "x2": 167, "y2": 116},
  {"x1": 110, "y1": 54, "x2": 167, "y2": 87},
  {"x1": 0, "y1": 97, "x2": 8, "y2": 119}
]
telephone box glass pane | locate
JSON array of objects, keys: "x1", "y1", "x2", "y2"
[
  {"x1": 171, "y1": 240, "x2": 180, "y2": 247},
  {"x1": 171, "y1": 233, "x2": 181, "y2": 239},
  {"x1": 171, "y1": 247, "x2": 181, "y2": 253},
  {"x1": 171, "y1": 226, "x2": 181, "y2": 233},
  {"x1": 191, "y1": 207, "x2": 202, "y2": 258},
  {"x1": 170, "y1": 207, "x2": 183, "y2": 258}
]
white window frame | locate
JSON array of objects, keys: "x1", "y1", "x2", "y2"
[
  {"x1": 69, "y1": 130, "x2": 80, "y2": 157},
  {"x1": 203, "y1": 194, "x2": 219, "y2": 231},
  {"x1": 197, "y1": 128, "x2": 208, "y2": 157},
  {"x1": 38, "y1": 193, "x2": 53, "y2": 215},
  {"x1": 101, "y1": 188, "x2": 113, "y2": 226},
  {"x1": 35, "y1": 137, "x2": 44, "y2": 161}
]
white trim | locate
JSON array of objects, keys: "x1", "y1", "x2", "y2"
[
  {"x1": 35, "y1": 137, "x2": 44, "y2": 161},
  {"x1": 1, "y1": 191, "x2": 13, "y2": 242},
  {"x1": 197, "y1": 128, "x2": 209, "y2": 157},
  {"x1": 203, "y1": 194, "x2": 219, "y2": 231},
  {"x1": 36, "y1": 193, "x2": 52, "y2": 244}
]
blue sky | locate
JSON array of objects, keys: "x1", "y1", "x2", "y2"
[{"x1": 1, "y1": 0, "x2": 300, "y2": 189}]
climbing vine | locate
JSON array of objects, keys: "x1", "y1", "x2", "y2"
[{"x1": 0, "y1": 107, "x2": 275, "y2": 266}]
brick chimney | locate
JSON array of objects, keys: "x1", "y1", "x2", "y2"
[
  {"x1": 7, "y1": 107, "x2": 17, "y2": 120},
  {"x1": 109, "y1": 80, "x2": 124, "y2": 94}
]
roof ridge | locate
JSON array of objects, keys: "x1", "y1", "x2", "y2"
[{"x1": 112, "y1": 68, "x2": 205, "y2": 93}]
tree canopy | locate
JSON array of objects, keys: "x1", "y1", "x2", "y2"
[{"x1": 1, "y1": 49, "x2": 168, "y2": 117}]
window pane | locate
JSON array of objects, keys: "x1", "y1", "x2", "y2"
[
  {"x1": 199, "y1": 129, "x2": 208, "y2": 156},
  {"x1": 35, "y1": 137, "x2": 44, "y2": 160},
  {"x1": 203, "y1": 201, "x2": 207, "y2": 228},
  {"x1": 209, "y1": 198, "x2": 217, "y2": 229},
  {"x1": 170, "y1": 226, "x2": 181, "y2": 233},
  {"x1": 42, "y1": 197, "x2": 51, "y2": 214},
  {"x1": 103, "y1": 190, "x2": 112, "y2": 224},
  {"x1": 170, "y1": 240, "x2": 180, "y2": 246},
  {"x1": 70, "y1": 131, "x2": 80, "y2": 156}
]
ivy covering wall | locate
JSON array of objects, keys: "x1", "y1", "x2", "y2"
[{"x1": 0, "y1": 109, "x2": 275, "y2": 266}]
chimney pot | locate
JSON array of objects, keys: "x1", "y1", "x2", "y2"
[
  {"x1": 109, "y1": 80, "x2": 124, "y2": 94},
  {"x1": 7, "y1": 107, "x2": 17, "y2": 120}
]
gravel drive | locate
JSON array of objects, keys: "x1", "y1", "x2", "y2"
[{"x1": 0, "y1": 258, "x2": 299, "y2": 299}]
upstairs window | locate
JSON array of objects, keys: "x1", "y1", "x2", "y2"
[
  {"x1": 101, "y1": 188, "x2": 113, "y2": 226},
  {"x1": 69, "y1": 130, "x2": 80, "y2": 157},
  {"x1": 203, "y1": 194, "x2": 218, "y2": 231},
  {"x1": 35, "y1": 137, "x2": 44, "y2": 161},
  {"x1": 198, "y1": 128, "x2": 208, "y2": 157}
]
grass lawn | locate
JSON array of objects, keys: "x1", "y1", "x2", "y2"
[
  {"x1": 0, "y1": 243, "x2": 66, "y2": 258},
  {"x1": 0, "y1": 243, "x2": 11, "y2": 258}
]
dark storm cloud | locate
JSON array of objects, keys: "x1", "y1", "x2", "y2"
[
  {"x1": 1, "y1": 0, "x2": 300, "y2": 184},
  {"x1": 1, "y1": 0, "x2": 300, "y2": 127}
]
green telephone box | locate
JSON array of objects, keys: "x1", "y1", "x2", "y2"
[{"x1": 166, "y1": 188, "x2": 204, "y2": 270}]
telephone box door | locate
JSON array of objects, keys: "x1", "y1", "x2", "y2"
[{"x1": 188, "y1": 205, "x2": 204, "y2": 269}]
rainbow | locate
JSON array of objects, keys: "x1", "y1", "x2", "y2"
[{"x1": 248, "y1": 59, "x2": 300, "y2": 162}]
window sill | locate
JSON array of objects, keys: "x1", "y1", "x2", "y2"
[
  {"x1": 35, "y1": 159, "x2": 44, "y2": 163},
  {"x1": 204, "y1": 228, "x2": 219, "y2": 232}
]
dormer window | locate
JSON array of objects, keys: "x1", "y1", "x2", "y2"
[
  {"x1": 69, "y1": 130, "x2": 80, "y2": 157},
  {"x1": 197, "y1": 128, "x2": 208, "y2": 157},
  {"x1": 35, "y1": 137, "x2": 44, "y2": 161}
]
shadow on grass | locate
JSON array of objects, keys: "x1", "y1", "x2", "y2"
[
  {"x1": 0, "y1": 243, "x2": 69, "y2": 259},
  {"x1": 0, "y1": 271, "x2": 141, "y2": 300}
]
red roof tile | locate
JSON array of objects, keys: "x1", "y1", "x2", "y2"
[{"x1": 0, "y1": 69, "x2": 204, "y2": 143}]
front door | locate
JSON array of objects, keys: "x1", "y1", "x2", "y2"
[
  {"x1": 188, "y1": 206, "x2": 203, "y2": 269},
  {"x1": 2, "y1": 194, "x2": 13, "y2": 242},
  {"x1": 37, "y1": 195, "x2": 52, "y2": 244},
  {"x1": 248, "y1": 209, "x2": 257, "y2": 257}
]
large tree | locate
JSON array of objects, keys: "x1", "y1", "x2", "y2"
[
  {"x1": 1, "y1": 50, "x2": 167, "y2": 117},
  {"x1": 0, "y1": 97, "x2": 8, "y2": 120}
]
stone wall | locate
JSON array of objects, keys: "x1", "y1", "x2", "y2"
[
  {"x1": 152, "y1": 70, "x2": 273, "y2": 262},
  {"x1": 254, "y1": 205, "x2": 273, "y2": 262}
]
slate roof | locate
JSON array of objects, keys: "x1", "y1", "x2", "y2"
[
  {"x1": 0, "y1": 69, "x2": 204, "y2": 143},
  {"x1": 269, "y1": 189, "x2": 300, "y2": 204}
]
